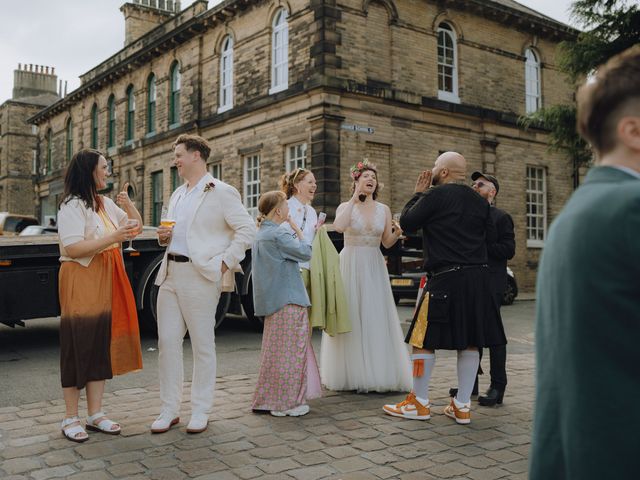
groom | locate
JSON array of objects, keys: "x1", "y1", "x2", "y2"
[{"x1": 152, "y1": 134, "x2": 255, "y2": 434}]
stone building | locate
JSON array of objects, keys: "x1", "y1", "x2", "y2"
[
  {"x1": 0, "y1": 65, "x2": 60, "y2": 215},
  {"x1": 29, "y1": 0, "x2": 576, "y2": 291}
]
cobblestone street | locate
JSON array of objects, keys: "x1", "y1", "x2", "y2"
[{"x1": 0, "y1": 345, "x2": 534, "y2": 480}]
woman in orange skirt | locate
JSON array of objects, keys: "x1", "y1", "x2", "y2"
[{"x1": 57, "y1": 149, "x2": 143, "y2": 442}]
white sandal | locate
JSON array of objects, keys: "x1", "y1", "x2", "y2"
[
  {"x1": 61, "y1": 416, "x2": 89, "y2": 443},
  {"x1": 86, "y1": 411, "x2": 121, "y2": 435}
]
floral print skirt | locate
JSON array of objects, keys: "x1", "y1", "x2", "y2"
[{"x1": 252, "y1": 304, "x2": 321, "y2": 412}]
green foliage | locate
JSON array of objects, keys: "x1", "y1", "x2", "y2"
[{"x1": 522, "y1": 0, "x2": 639, "y2": 167}]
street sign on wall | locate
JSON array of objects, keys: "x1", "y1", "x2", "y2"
[{"x1": 341, "y1": 123, "x2": 375, "y2": 134}]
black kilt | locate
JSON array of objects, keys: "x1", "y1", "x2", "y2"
[{"x1": 405, "y1": 266, "x2": 507, "y2": 350}]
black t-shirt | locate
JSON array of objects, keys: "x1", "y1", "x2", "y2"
[{"x1": 400, "y1": 183, "x2": 496, "y2": 271}]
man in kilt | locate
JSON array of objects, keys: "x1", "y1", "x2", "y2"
[{"x1": 383, "y1": 152, "x2": 506, "y2": 424}]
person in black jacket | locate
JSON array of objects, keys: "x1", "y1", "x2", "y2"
[
  {"x1": 383, "y1": 152, "x2": 506, "y2": 425},
  {"x1": 470, "y1": 172, "x2": 515, "y2": 406}
]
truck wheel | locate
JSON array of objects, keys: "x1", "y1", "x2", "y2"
[
  {"x1": 240, "y1": 277, "x2": 264, "y2": 330},
  {"x1": 142, "y1": 282, "x2": 232, "y2": 334},
  {"x1": 502, "y1": 279, "x2": 517, "y2": 306}
]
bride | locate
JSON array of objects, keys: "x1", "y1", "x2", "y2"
[{"x1": 320, "y1": 160, "x2": 412, "y2": 392}]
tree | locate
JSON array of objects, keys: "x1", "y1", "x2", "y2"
[{"x1": 521, "y1": 0, "x2": 640, "y2": 180}]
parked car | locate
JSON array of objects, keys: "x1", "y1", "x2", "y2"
[
  {"x1": 18, "y1": 225, "x2": 58, "y2": 236},
  {"x1": 387, "y1": 232, "x2": 518, "y2": 306},
  {"x1": 0, "y1": 212, "x2": 39, "y2": 236}
]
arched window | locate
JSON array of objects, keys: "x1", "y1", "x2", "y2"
[
  {"x1": 147, "y1": 74, "x2": 156, "y2": 134},
  {"x1": 219, "y1": 36, "x2": 234, "y2": 113},
  {"x1": 107, "y1": 95, "x2": 116, "y2": 148},
  {"x1": 46, "y1": 129, "x2": 53, "y2": 174},
  {"x1": 437, "y1": 23, "x2": 459, "y2": 103},
  {"x1": 126, "y1": 85, "x2": 135, "y2": 143},
  {"x1": 270, "y1": 8, "x2": 289, "y2": 94},
  {"x1": 90, "y1": 103, "x2": 98, "y2": 149},
  {"x1": 525, "y1": 49, "x2": 541, "y2": 113},
  {"x1": 169, "y1": 62, "x2": 181, "y2": 127},
  {"x1": 66, "y1": 118, "x2": 73, "y2": 163}
]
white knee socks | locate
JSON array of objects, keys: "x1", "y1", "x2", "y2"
[
  {"x1": 412, "y1": 353, "x2": 435, "y2": 405},
  {"x1": 456, "y1": 350, "x2": 480, "y2": 404}
]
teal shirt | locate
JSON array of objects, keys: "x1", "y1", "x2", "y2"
[{"x1": 531, "y1": 166, "x2": 640, "y2": 478}]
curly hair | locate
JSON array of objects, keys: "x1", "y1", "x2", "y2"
[
  {"x1": 280, "y1": 168, "x2": 311, "y2": 199},
  {"x1": 350, "y1": 163, "x2": 381, "y2": 200}
]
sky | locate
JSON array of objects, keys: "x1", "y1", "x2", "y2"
[{"x1": 0, "y1": 0, "x2": 575, "y2": 103}]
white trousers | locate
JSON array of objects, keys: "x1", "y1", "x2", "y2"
[{"x1": 157, "y1": 261, "x2": 221, "y2": 416}]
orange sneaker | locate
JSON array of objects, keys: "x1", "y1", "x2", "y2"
[
  {"x1": 443, "y1": 397, "x2": 471, "y2": 425},
  {"x1": 382, "y1": 392, "x2": 431, "y2": 420}
]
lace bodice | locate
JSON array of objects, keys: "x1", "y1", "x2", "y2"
[{"x1": 344, "y1": 202, "x2": 385, "y2": 247}]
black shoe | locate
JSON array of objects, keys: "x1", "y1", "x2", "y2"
[
  {"x1": 448, "y1": 385, "x2": 479, "y2": 399},
  {"x1": 478, "y1": 387, "x2": 505, "y2": 406}
]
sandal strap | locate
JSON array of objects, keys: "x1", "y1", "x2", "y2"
[
  {"x1": 62, "y1": 423, "x2": 87, "y2": 439},
  {"x1": 61, "y1": 416, "x2": 80, "y2": 428},
  {"x1": 87, "y1": 411, "x2": 106, "y2": 423}
]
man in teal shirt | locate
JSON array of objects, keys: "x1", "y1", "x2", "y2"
[{"x1": 530, "y1": 46, "x2": 640, "y2": 478}]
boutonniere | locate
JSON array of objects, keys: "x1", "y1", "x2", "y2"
[{"x1": 204, "y1": 181, "x2": 215, "y2": 193}]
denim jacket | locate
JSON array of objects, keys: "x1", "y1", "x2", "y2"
[{"x1": 251, "y1": 220, "x2": 312, "y2": 316}]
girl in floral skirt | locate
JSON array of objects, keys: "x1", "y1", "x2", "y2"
[{"x1": 251, "y1": 191, "x2": 322, "y2": 416}]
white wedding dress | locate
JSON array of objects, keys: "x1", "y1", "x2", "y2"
[{"x1": 320, "y1": 202, "x2": 412, "y2": 392}]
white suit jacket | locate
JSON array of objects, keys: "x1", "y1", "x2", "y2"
[{"x1": 155, "y1": 174, "x2": 256, "y2": 285}]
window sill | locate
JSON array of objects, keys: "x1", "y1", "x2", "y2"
[
  {"x1": 169, "y1": 123, "x2": 181, "y2": 131},
  {"x1": 217, "y1": 104, "x2": 232, "y2": 114},
  {"x1": 437, "y1": 91, "x2": 460, "y2": 104},
  {"x1": 527, "y1": 240, "x2": 545, "y2": 249},
  {"x1": 269, "y1": 84, "x2": 288, "y2": 95},
  {"x1": 125, "y1": 139, "x2": 134, "y2": 147},
  {"x1": 145, "y1": 131, "x2": 156, "y2": 139},
  {"x1": 107, "y1": 146, "x2": 117, "y2": 156}
]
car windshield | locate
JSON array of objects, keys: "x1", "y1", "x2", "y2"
[{"x1": 4, "y1": 217, "x2": 38, "y2": 233}]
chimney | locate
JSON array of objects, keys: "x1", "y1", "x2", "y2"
[
  {"x1": 120, "y1": 0, "x2": 180, "y2": 46},
  {"x1": 12, "y1": 62, "x2": 60, "y2": 101}
]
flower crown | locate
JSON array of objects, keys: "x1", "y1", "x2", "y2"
[{"x1": 350, "y1": 158, "x2": 377, "y2": 181}]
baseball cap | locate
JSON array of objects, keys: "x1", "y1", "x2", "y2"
[{"x1": 471, "y1": 171, "x2": 499, "y2": 194}]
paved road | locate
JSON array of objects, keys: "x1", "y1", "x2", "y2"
[
  {"x1": 0, "y1": 300, "x2": 536, "y2": 480},
  {"x1": 0, "y1": 301, "x2": 535, "y2": 408}
]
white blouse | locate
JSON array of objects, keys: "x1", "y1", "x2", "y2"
[
  {"x1": 283, "y1": 196, "x2": 318, "y2": 270},
  {"x1": 57, "y1": 196, "x2": 128, "y2": 267}
]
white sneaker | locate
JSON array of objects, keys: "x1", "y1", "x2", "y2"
[
  {"x1": 186, "y1": 413, "x2": 209, "y2": 433},
  {"x1": 150, "y1": 412, "x2": 179, "y2": 433},
  {"x1": 270, "y1": 404, "x2": 310, "y2": 417}
]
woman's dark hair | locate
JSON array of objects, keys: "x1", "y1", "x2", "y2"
[
  {"x1": 280, "y1": 168, "x2": 311, "y2": 199},
  {"x1": 61, "y1": 149, "x2": 104, "y2": 211},
  {"x1": 351, "y1": 165, "x2": 381, "y2": 200}
]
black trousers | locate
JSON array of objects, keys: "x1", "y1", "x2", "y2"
[{"x1": 478, "y1": 292, "x2": 507, "y2": 391}]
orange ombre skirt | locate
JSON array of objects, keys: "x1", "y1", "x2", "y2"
[{"x1": 59, "y1": 248, "x2": 142, "y2": 388}]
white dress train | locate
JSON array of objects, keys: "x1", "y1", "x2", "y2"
[{"x1": 320, "y1": 202, "x2": 412, "y2": 392}]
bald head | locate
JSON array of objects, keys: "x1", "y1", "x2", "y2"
[{"x1": 432, "y1": 151, "x2": 467, "y2": 185}]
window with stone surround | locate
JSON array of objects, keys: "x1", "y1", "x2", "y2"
[
  {"x1": 437, "y1": 23, "x2": 460, "y2": 104},
  {"x1": 209, "y1": 162, "x2": 222, "y2": 180},
  {"x1": 286, "y1": 143, "x2": 307, "y2": 172},
  {"x1": 126, "y1": 85, "x2": 135, "y2": 144},
  {"x1": 243, "y1": 154, "x2": 261, "y2": 218},
  {"x1": 66, "y1": 118, "x2": 73, "y2": 164},
  {"x1": 151, "y1": 170, "x2": 163, "y2": 226},
  {"x1": 526, "y1": 165, "x2": 547, "y2": 247},
  {"x1": 219, "y1": 36, "x2": 234, "y2": 113},
  {"x1": 107, "y1": 95, "x2": 116, "y2": 149},
  {"x1": 147, "y1": 74, "x2": 157, "y2": 134},
  {"x1": 270, "y1": 8, "x2": 289, "y2": 94},
  {"x1": 170, "y1": 166, "x2": 181, "y2": 192},
  {"x1": 169, "y1": 62, "x2": 181, "y2": 128},
  {"x1": 91, "y1": 104, "x2": 98, "y2": 149},
  {"x1": 525, "y1": 49, "x2": 541, "y2": 113}
]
